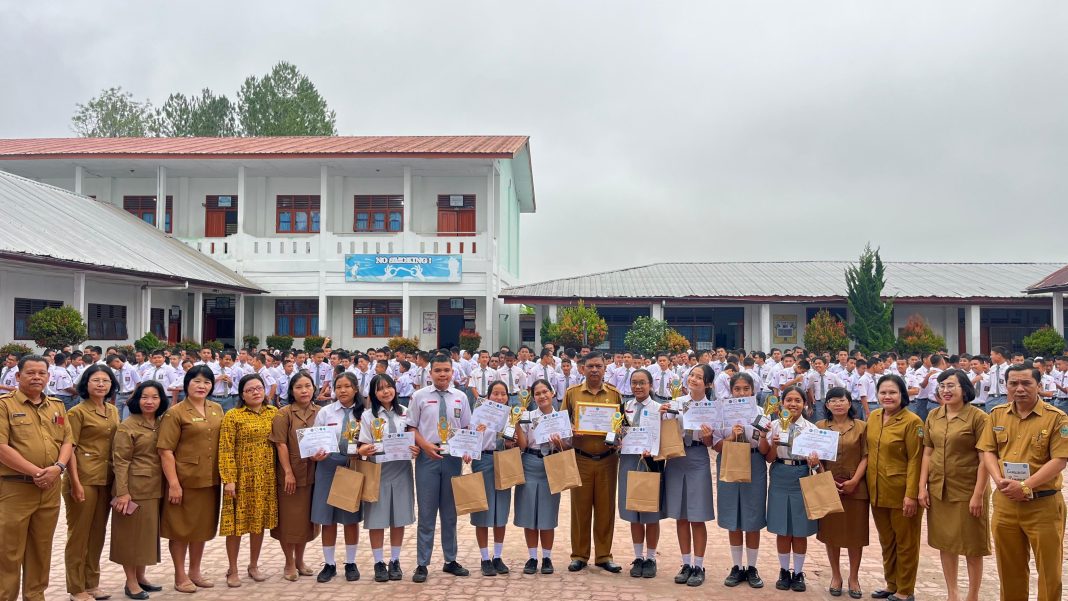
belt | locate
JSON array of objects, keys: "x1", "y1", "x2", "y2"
[
  {"x1": 774, "y1": 458, "x2": 805, "y2": 466},
  {"x1": 523, "y1": 448, "x2": 547, "y2": 458},
  {"x1": 653, "y1": 394, "x2": 671, "y2": 401},
  {"x1": 1, "y1": 475, "x2": 35, "y2": 483},
  {"x1": 1033, "y1": 489, "x2": 1058, "y2": 500},
  {"x1": 574, "y1": 448, "x2": 615, "y2": 461}
]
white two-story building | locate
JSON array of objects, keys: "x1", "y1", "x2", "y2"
[{"x1": 0, "y1": 136, "x2": 535, "y2": 351}]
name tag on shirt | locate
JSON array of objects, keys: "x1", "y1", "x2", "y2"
[
  {"x1": 1003, "y1": 462, "x2": 1030, "y2": 482},
  {"x1": 191, "y1": 417, "x2": 206, "y2": 423}
]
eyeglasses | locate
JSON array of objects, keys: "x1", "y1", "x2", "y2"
[
  {"x1": 244, "y1": 386, "x2": 265, "y2": 393},
  {"x1": 936, "y1": 384, "x2": 959, "y2": 391}
]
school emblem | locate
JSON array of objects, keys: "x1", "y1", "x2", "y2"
[
  {"x1": 992, "y1": 426, "x2": 1005, "y2": 432},
  {"x1": 1060, "y1": 425, "x2": 1068, "y2": 439},
  {"x1": 916, "y1": 427, "x2": 923, "y2": 438}
]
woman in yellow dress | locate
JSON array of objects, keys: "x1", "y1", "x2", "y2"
[{"x1": 218, "y1": 374, "x2": 279, "y2": 587}]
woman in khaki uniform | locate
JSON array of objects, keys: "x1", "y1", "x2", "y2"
[
  {"x1": 64, "y1": 364, "x2": 120, "y2": 601},
  {"x1": 110, "y1": 381, "x2": 169, "y2": 600},
  {"x1": 918, "y1": 369, "x2": 990, "y2": 601},
  {"x1": 157, "y1": 366, "x2": 223, "y2": 593},
  {"x1": 270, "y1": 371, "x2": 321, "y2": 581},
  {"x1": 866, "y1": 374, "x2": 923, "y2": 601},
  {"x1": 816, "y1": 387, "x2": 869, "y2": 600}
]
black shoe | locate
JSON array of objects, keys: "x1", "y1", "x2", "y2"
[
  {"x1": 540, "y1": 558, "x2": 554, "y2": 574},
  {"x1": 412, "y1": 565, "x2": 428, "y2": 583},
  {"x1": 747, "y1": 566, "x2": 765, "y2": 588},
  {"x1": 345, "y1": 562, "x2": 360, "y2": 581},
  {"x1": 523, "y1": 558, "x2": 538, "y2": 574},
  {"x1": 871, "y1": 590, "x2": 894, "y2": 599},
  {"x1": 493, "y1": 557, "x2": 509, "y2": 575},
  {"x1": 791, "y1": 571, "x2": 807, "y2": 592},
  {"x1": 388, "y1": 560, "x2": 402, "y2": 581},
  {"x1": 137, "y1": 583, "x2": 163, "y2": 593},
  {"x1": 374, "y1": 561, "x2": 389, "y2": 582},
  {"x1": 123, "y1": 587, "x2": 149, "y2": 601},
  {"x1": 443, "y1": 561, "x2": 469, "y2": 577},
  {"x1": 675, "y1": 564, "x2": 692, "y2": 584},
  {"x1": 686, "y1": 566, "x2": 705, "y2": 587},
  {"x1": 641, "y1": 558, "x2": 657, "y2": 578},
  {"x1": 567, "y1": 560, "x2": 587, "y2": 572},
  {"x1": 595, "y1": 561, "x2": 622, "y2": 573},
  {"x1": 630, "y1": 558, "x2": 644, "y2": 578},
  {"x1": 480, "y1": 559, "x2": 496, "y2": 576},
  {"x1": 776, "y1": 568, "x2": 793, "y2": 590},
  {"x1": 723, "y1": 565, "x2": 743, "y2": 587},
  {"x1": 887, "y1": 596, "x2": 914, "y2": 601},
  {"x1": 316, "y1": 564, "x2": 337, "y2": 583}
]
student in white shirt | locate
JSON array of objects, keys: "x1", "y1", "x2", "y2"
[
  {"x1": 50, "y1": 352, "x2": 77, "y2": 410},
  {"x1": 497, "y1": 352, "x2": 527, "y2": 405},
  {"x1": 530, "y1": 350, "x2": 557, "y2": 386},
  {"x1": 252, "y1": 352, "x2": 278, "y2": 406},
  {"x1": 395, "y1": 360, "x2": 415, "y2": 407},
  {"x1": 467, "y1": 354, "x2": 499, "y2": 401},
  {"x1": 107, "y1": 353, "x2": 140, "y2": 419},
  {"x1": 552, "y1": 358, "x2": 581, "y2": 411},
  {"x1": 804, "y1": 358, "x2": 844, "y2": 422},
  {"x1": 712, "y1": 363, "x2": 735, "y2": 400}
]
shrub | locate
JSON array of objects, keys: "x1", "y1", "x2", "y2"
[
  {"x1": 1023, "y1": 326, "x2": 1066, "y2": 357},
  {"x1": 265, "y1": 335, "x2": 294, "y2": 351},
  {"x1": 895, "y1": 314, "x2": 946, "y2": 355},
  {"x1": 115, "y1": 344, "x2": 135, "y2": 359},
  {"x1": 552, "y1": 301, "x2": 608, "y2": 349},
  {"x1": 663, "y1": 329, "x2": 692, "y2": 354},
  {"x1": 134, "y1": 332, "x2": 164, "y2": 353},
  {"x1": 242, "y1": 335, "x2": 260, "y2": 350},
  {"x1": 27, "y1": 306, "x2": 87, "y2": 350},
  {"x1": 303, "y1": 335, "x2": 327, "y2": 353},
  {"x1": 387, "y1": 336, "x2": 420, "y2": 353},
  {"x1": 0, "y1": 342, "x2": 33, "y2": 357},
  {"x1": 540, "y1": 317, "x2": 558, "y2": 347},
  {"x1": 175, "y1": 338, "x2": 201, "y2": 353},
  {"x1": 203, "y1": 339, "x2": 224, "y2": 353},
  {"x1": 803, "y1": 310, "x2": 850, "y2": 355},
  {"x1": 458, "y1": 330, "x2": 482, "y2": 353}
]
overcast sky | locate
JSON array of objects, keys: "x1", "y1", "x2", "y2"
[{"x1": 2, "y1": 1, "x2": 1065, "y2": 284}]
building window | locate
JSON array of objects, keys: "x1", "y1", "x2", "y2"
[
  {"x1": 275, "y1": 299, "x2": 319, "y2": 337},
  {"x1": 124, "y1": 196, "x2": 173, "y2": 233},
  {"x1": 354, "y1": 195, "x2": 403, "y2": 233},
  {"x1": 13, "y1": 298, "x2": 63, "y2": 340},
  {"x1": 88, "y1": 303, "x2": 127, "y2": 340},
  {"x1": 276, "y1": 195, "x2": 320, "y2": 233},
  {"x1": 353, "y1": 300, "x2": 402, "y2": 338},
  {"x1": 205, "y1": 195, "x2": 238, "y2": 238},
  {"x1": 150, "y1": 308, "x2": 166, "y2": 339},
  {"x1": 436, "y1": 194, "x2": 476, "y2": 236}
]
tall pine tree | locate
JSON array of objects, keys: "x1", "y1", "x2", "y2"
[{"x1": 846, "y1": 244, "x2": 895, "y2": 353}]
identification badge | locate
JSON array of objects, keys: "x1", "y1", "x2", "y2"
[
  {"x1": 1003, "y1": 462, "x2": 1031, "y2": 482},
  {"x1": 192, "y1": 417, "x2": 206, "y2": 423},
  {"x1": 454, "y1": 408, "x2": 461, "y2": 418},
  {"x1": 12, "y1": 412, "x2": 25, "y2": 418}
]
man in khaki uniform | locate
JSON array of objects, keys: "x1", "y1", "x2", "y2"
[
  {"x1": 979, "y1": 364, "x2": 1068, "y2": 601},
  {"x1": 560, "y1": 353, "x2": 622, "y2": 573},
  {"x1": 0, "y1": 355, "x2": 74, "y2": 601}
]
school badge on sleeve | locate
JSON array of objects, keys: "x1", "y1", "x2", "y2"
[
  {"x1": 916, "y1": 426, "x2": 923, "y2": 438},
  {"x1": 1060, "y1": 425, "x2": 1068, "y2": 438}
]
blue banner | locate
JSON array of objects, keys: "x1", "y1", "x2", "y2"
[{"x1": 345, "y1": 254, "x2": 462, "y2": 283}]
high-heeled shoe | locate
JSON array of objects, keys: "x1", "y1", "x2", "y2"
[
  {"x1": 225, "y1": 569, "x2": 241, "y2": 588},
  {"x1": 123, "y1": 586, "x2": 149, "y2": 600},
  {"x1": 247, "y1": 566, "x2": 268, "y2": 582}
]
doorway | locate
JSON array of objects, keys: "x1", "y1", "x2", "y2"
[{"x1": 437, "y1": 298, "x2": 475, "y2": 348}]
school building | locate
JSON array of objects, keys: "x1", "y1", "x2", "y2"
[
  {"x1": 502, "y1": 261, "x2": 1068, "y2": 355},
  {"x1": 0, "y1": 136, "x2": 535, "y2": 351}
]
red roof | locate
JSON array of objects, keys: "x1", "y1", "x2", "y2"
[
  {"x1": 0, "y1": 136, "x2": 529, "y2": 160},
  {"x1": 1026, "y1": 264, "x2": 1068, "y2": 293}
]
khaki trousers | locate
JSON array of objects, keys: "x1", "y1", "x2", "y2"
[
  {"x1": 63, "y1": 482, "x2": 111, "y2": 594},
  {"x1": 991, "y1": 492, "x2": 1065, "y2": 601},
  {"x1": 871, "y1": 504, "x2": 923, "y2": 596},
  {"x1": 0, "y1": 480, "x2": 61, "y2": 601},
  {"x1": 570, "y1": 453, "x2": 618, "y2": 563}
]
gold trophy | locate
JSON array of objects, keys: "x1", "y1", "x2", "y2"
[
  {"x1": 777, "y1": 407, "x2": 793, "y2": 446},
  {"x1": 344, "y1": 420, "x2": 361, "y2": 455},
  {"x1": 605, "y1": 411, "x2": 625, "y2": 446},
  {"x1": 518, "y1": 389, "x2": 531, "y2": 409},
  {"x1": 670, "y1": 379, "x2": 684, "y2": 400},
  {"x1": 753, "y1": 395, "x2": 779, "y2": 433},
  {"x1": 370, "y1": 417, "x2": 386, "y2": 455},
  {"x1": 437, "y1": 416, "x2": 452, "y2": 455},
  {"x1": 503, "y1": 405, "x2": 524, "y2": 441}
]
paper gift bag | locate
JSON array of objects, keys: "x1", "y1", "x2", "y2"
[
  {"x1": 352, "y1": 458, "x2": 382, "y2": 503},
  {"x1": 544, "y1": 448, "x2": 582, "y2": 494},
  {"x1": 719, "y1": 440, "x2": 753, "y2": 483},
  {"x1": 800, "y1": 470, "x2": 845, "y2": 520},
  {"x1": 624, "y1": 460, "x2": 661, "y2": 513},
  {"x1": 493, "y1": 447, "x2": 526, "y2": 490},
  {"x1": 655, "y1": 420, "x2": 686, "y2": 461},
  {"x1": 452, "y1": 471, "x2": 489, "y2": 516},
  {"x1": 326, "y1": 465, "x2": 364, "y2": 513}
]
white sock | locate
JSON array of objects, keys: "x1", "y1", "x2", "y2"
[
  {"x1": 747, "y1": 546, "x2": 759, "y2": 569},
  {"x1": 372, "y1": 547, "x2": 384, "y2": 563},
  {"x1": 528, "y1": 547, "x2": 538, "y2": 559},
  {"x1": 646, "y1": 547, "x2": 656, "y2": 560},
  {"x1": 730, "y1": 545, "x2": 742, "y2": 568},
  {"x1": 493, "y1": 543, "x2": 504, "y2": 559},
  {"x1": 694, "y1": 556, "x2": 704, "y2": 568},
  {"x1": 346, "y1": 544, "x2": 358, "y2": 564},
  {"x1": 542, "y1": 549, "x2": 552, "y2": 559},
  {"x1": 682, "y1": 553, "x2": 691, "y2": 566},
  {"x1": 793, "y1": 553, "x2": 805, "y2": 574},
  {"x1": 633, "y1": 543, "x2": 644, "y2": 560},
  {"x1": 480, "y1": 547, "x2": 490, "y2": 561},
  {"x1": 778, "y1": 553, "x2": 790, "y2": 570},
  {"x1": 390, "y1": 546, "x2": 401, "y2": 562},
  {"x1": 323, "y1": 545, "x2": 336, "y2": 566}
]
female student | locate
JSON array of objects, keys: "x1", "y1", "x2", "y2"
[
  {"x1": 357, "y1": 374, "x2": 418, "y2": 583},
  {"x1": 514, "y1": 378, "x2": 569, "y2": 575},
  {"x1": 469, "y1": 381, "x2": 515, "y2": 576},
  {"x1": 760, "y1": 384, "x2": 818, "y2": 592},
  {"x1": 617, "y1": 369, "x2": 663, "y2": 579}
]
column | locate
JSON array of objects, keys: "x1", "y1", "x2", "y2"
[
  {"x1": 74, "y1": 165, "x2": 84, "y2": 195},
  {"x1": 965, "y1": 305, "x2": 981, "y2": 355},
  {"x1": 533, "y1": 304, "x2": 545, "y2": 349},
  {"x1": 758, "y1": 303, "x2": 772, "y2": 353},
  {"x1": 402, "y1": 284, "x2": 411, "y2": 338},
  {"x1": 234, "y1": 293, "x2": 245, "y2": 347},
  {"x1": 235, "y1": 165, "x2": 246, "y2": 265},
  {"x1": 193, "y1": 291, "x2": 204, "y2": 343},
  {"x1": 649, "y1": 302, "x2": 663, "y2": 321},
  {"x1": 1053, "y1": 292, "x2": 1064, "y2": 337},
  {"x1": 943, "y1": 306, "x2": 959, "y2": 353},
  {"x1": 402, "y1": 166, "x2": 412, "y2": 248},
  {"x1": 484, "y1": 294, "x2": 495, "y2": 350},
  {"x1": 73, "y1": 272, "x2": 87, "y2": 323},
  {"x1": 141, "y1": 287, "x2": 152, "y2": 338},
  {"x1": 155, "y1": 166, "x2": 167, "y2": 231},
  {"x1": 319, "y1": 165, "x2": 330, "y2": 259},
  {"x1": 318, "y1": 285, "x2": 328, "y2": 338}
]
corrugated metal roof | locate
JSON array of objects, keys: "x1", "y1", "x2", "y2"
[
  {"x1": 1026, "y1": 264, "x2": 1068, "y2": 293},
  {"x1": 0, "y1": 171, "x2": 263, "y2": 293},
  {"x1": 501, "y1": 262, "x2": 1061, "y2": 301},
  {"x1": 0, "y1": 136, "x2": 530, "y2": 160}
]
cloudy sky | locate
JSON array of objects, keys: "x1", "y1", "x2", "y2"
[{"x1": 2, "y1": 1, "x2": 1065, "y2": 284}]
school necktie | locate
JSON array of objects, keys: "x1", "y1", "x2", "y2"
[
  {"x1": 360, "y1": 372, "x2": 366, "y2": 394},
  {"x1": 480, "y1": 370, "x2": 487, "y2": 397},
  {"x1": 632, "y1": 401, "x2": 643, "y2": 427},
  {"x1": 994, "y1": 365, "x2": 1001, "y2": 395},
  {"x1": 820, "y1": 375, "x2": 826, "y2": 400},
  {"x1": 659, "y1": 372, "x2": 667, "y2": 397},
  {"x1": 339, "y1": 406, "x2": 353, "y2": 454},
  {"x1": 508, "y1": 369, "x2": 514, "y2": 393},
  {"x1": 313, "y1": 364, "x2": 320, "y2": 388}
]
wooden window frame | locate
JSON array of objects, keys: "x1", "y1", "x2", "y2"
[
  {"x1": 275, "y1": 299, "x2": 319, "y2": 337},
  {"x1": 123, "y1": 196, "x2": 174, "y2": 233},
  {"x1": 353, "y1": 195, "x2": 404, "y2": 233},
  {"x1": 352, "y1": 300, "x2": 402, "y2": 338},
  {"x1": 150, "y1": 308, "x2": 166, "y2": 339},
  {"x1": 276, "y1": 195, "x2": 321, "y2": 234},
  {"x1": 87, "y1": 303, "x2": 128, "y2": 340},
  {"x1": 204, "y1": 195, "x2": 239, "y2": 238},
  {"x1": 13, "y1": 298, "x2": 63, "y2": 340},
  {"x1": 436, "y1": 194, "x2": 476, "y2": 236}
]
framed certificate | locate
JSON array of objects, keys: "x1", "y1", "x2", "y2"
[{"x1": 574, "y1": 402, "x2": 617, "y2": 435}]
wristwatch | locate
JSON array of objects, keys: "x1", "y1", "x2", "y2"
[
  {"x1": 1020, "y1": 483, "x2": 1034, "y2": 500},
  {"x1": 54, "y1": 461, "x2": 67, "y2": 474}
]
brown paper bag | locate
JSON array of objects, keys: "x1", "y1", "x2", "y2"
[
  {"x1": 493, "y1": 447, "x2": 526, "y2": 490},
  {"x1": 544, "y1": 448, "x2": 582, "y2": 494},
  {"x1": 625, "y1": 460, "x2": 661, "y2": 513},
  {"x1": 655, "y1": 420, "x2": 686, "y2": 461},
  {"x1": 719, "y1": 440, "x2": 753, "y2": 483},
  {"x1": 800, "y1": 470, "x2": 845, "y2": 519},
  {"x1": 326, "y1": 465, "x2": 364, "y2": 513},
  {"x1": 353, "y1": 459, "x2": 382, "y2": 503},
  {"x1": 452, "y1": 471, "x2": 489, "y2": 516}
]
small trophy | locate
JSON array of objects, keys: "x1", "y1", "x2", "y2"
[
  {"x1": 777, "y1": 408, "x2": 793, "y2": 446},
  {"x1": 345, "y1": 421, "x2": 361, "y2": 456},
  {"x1": 370, "y1": 417, "x2": 386, "y2": 455},
  {"x1": 518, "y1": 389, "x2": 531, "y2": 409},
  {"x1": 752, "y1": 395, "x2": 779, "y2": 433},
  {"x1": 437, "y1": 416, "x2": 452, "y2": 455},
  {"x1": 605, "y1": 412, "x2": 625, "y2": 446},
  {"x1": 670, "y1": 380, "x2": 683, "y2": 400},
  {"x1": 503, "y1": 405, "x2": 524, "y2": 441}
]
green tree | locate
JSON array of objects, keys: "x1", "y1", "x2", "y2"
[
  {"x1": 895, "y1": 314, "x2": 946, "y2": 355},
  {"x1": 238, "y1": 62, "x2": 337, "y2": 136},
  {"x1": 71, "y1": 87, "x2": 153, "y2": 137},
  {"x1": 1023, "y1": 326, "x2": 1066, "y2": 357},
  {"x1": 134, "y1": 332, "x2": 164, "y2": 353},
  {"x1": 551, "y1": 301, "x2": 608, "y2": 349},
  {"x1": 846, "y1": 244, "x2": 895, "y2": 353},
  {"x1": 803, "y1": 310, "x2": 850, "y2": 355},
  {"x1": 152, "y1": 89, "x2": 237, "y2": 137},
  {"x1": 624, "y1": 317, "x2": 675, "y2": 356},
  {"x1": 27, "y1": 306, "x2": 88, "y2": 350}
]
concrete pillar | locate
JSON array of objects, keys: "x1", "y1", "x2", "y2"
[
  {"x1": 73, "y1": 272, "x2": 87, "y2": 323},
  {"x1": 758, "y1": 303, "x2": 772, "y2": 353},
  {"x1": 1053, "y1": 292, "x2": 1064, "y2": 337},
  {"x1": 193, "y1": 291, "x2": 204, "y2": 343},
  {"x1": 533, "y1": 304, "x2": 545, "y2": 349},
  {"x1": 318, "y1": 272, "x2": 328, "y2": 337},
  {"x1": 548, "y1": 304, "x2": 558, "y2": 322},
  {"x1": 943, "y1": 306, "x2": 959, "y2": 353},
  {"x1": 140, "y1": 287, "x2": 152, "y2": 338},
  {"x1": 402, "y1": 166, "x2": 412, "y2": 249},
  {"x1": 965, "y1": 305, "x2": 981, "y2": 355},
  {"x1": 74, "y1": 165, "x2": 84, "y2": 195},
  {"x1": 155, "y1": 166, "x2": 167, "y2": 231},
  {"x1": 236, "y1": 165, "x2": 246, "y2": 235},
  {"x1": 402, "y1": 285, "x2": 412, "y2": 338},
  {"x1": 319, "y1": 165, "x2": 329, "y2": 241},
  {"x1": 234, "y1": 293, "x2": 245, "y2": 347},
  {"x1": 484, "y1": 294, "x2": 495, "y2": 350},
  {"x1": 650, "y1": 302, "x2": 663, "y2": 321}
]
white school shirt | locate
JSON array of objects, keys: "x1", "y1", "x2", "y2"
[
  {"x1": 467, "y1": 366, "x2": 499, "y2": 398},
  {"x1": 768, "y1": 416, "x2": 815, "y2": 459},
  {"x1": 115, "y1": 364, "x2": 140, "y2": 394},
  {"x1": 307, "y1": 361, "x2": 333, "y2": 391},
  {"x1": 136, "y1": 362, "x2": 153, "y2": 380},
  {"x1": 395, "y1": 372, "x2": 415, "y2": 397},
  {"x1": 1040, "y1": 373, "x2": 1057, "y2": 397},
  {"x1": 277, "y1": 369, "x2": 295, "y2": 400},
  {"x1": 497, "y1": 365, "x2": 527, "y2": 394},
  {"x1": 234, "y1": 361, "x2": 256, "y2": 377},
  {"x1": 143, "y1": 363, "x2": 175, "y2": 386},
  {"x1": 612, "y1": 367, "x2": 635, "y2": 395},
  {"x1": 516, "y1": 360, "x2": 537, "y2": 379},
  {"x1": 650, "y1": 368, "x2": 678, "y2": 398},
  {"x1": 530, "y1": 363, "x2": 556, "y2": 385},
  {"x1": 713, "y1": 371, "x2": 732, "y2": 400},
  {"x1": 970, "y1": 371, "x2": 989, "y2": 405},
  {"x1": 623, "y1": 396, "x2": 661, "y2": 429},
  {"x1": 404, "y1": 385, "x2": 472, "y2": 444},
  {"x1": 1054, "y1": 370, "x2": 1068, "y2": 399},
  {"x1": 258, "y1": 367, "x2": 278, "y2": 397},
  {"x1": 744, "y1": 367, "x2": 767, "y2": 392},
  {"x1": 313, "y1": 400, "x2": 362, "y2": 445},
  {"x1": 553, "y1": 371, "x2": 582, "y2": 401},
  {"x1": 47, "y1": 365, "x2": 73, "y2": 396},
  {"x1": 918, "y1": 368, "x2": 943, "y2": 399},
  {"x1": 854, "y1": 372, "x2": 876, "y2": 402},
  {"x1": 987, "y1": 362, "x2": 1009, "y2": 396},
  {"x1": 805, "y1": 370, "x2": 845, "y2": 400}
]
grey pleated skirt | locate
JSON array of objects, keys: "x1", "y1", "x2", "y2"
[
  {"x1": 767, "y1": 461, "x2": 818, "y2": 537},
  {"x1": 618, "y1": 454, "x2": 665, "y2": 523},
  {"x1": 469, "y1": 452, "x2": 511, "y2": 528},
  {"x1": 715, "y1": 449, "x2": 768, "y2": 532},
  {"x1": 362, "y1": 460, "x2": 415, "y2": 529},
  {"x1": 513, "y1": 451, "x2": 560, "y2": 530},
  {"x1": 310, "y1": 453, "x2": 363, "y2": 526},
  {"x1": 663, "y1": 445, "x2": 715, "y2": 522}
]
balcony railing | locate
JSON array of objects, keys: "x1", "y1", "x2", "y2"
[{"x1": 182, "y1": 232, "x2": 486, "y2": 262}]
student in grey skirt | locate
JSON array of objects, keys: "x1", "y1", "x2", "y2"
[
  {"x1": 713, "y1": 371, "x2": 769, "y2": 589},
  {"x1": 470, "y1": 381, "x2": 516, "y2": 577},
  {"x1": 618, "y1": 369, "x2": 664, "y2": 579},
  {"x1": 514, "y1": 378, "x2": 570, "y2": 575},
  {"x1": 759, "y1": 385, "x2": 819, "y2": 593},
  {"x1": 357, "y1": 374, "x2": 418, "y2": 583}
]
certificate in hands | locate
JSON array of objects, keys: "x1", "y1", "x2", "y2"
[
  {"x1": 533, "y1": 411, "x2": 573, "y2": 445},
  {"x1": 296, "y1": 426, "x2": 339, "y2": 458},
  {"x1": 575, "y1": 403, "x2": 616, "y2": 435},
  {"x1": 471, "y1": 399, "x2": 510, "y2": 434},
  {"x1": 445, "y1": 428, "x2": 483, "y2": 461},
  {"x1": 720, "y1": 396, "x2": 759, "y2": 427},
  {"x1": 682, "y1": 400, "x2": 721, "y2": 431},
  {"x1": 620, "y1": 420, "x2": 661, "y2": 456},
  {"x1": 789, "y1": 426, "x2": 840, "y2": 461},
  {"x1": 380, "y1": 431, "x2": 416, "y2": 463}
]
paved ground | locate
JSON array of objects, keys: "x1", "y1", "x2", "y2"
[{"x1": 41, "y1": 460, "x2": 1068, "y2": 601}]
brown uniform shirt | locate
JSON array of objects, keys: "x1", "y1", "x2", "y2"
[
  {"x1": 977, "y1": 400, "x2": 1068, "y2": 493},
  {"x1": 560, "y1": 382, "x2": 623, "y2": 455},
  {"x1": 67, "y1": 400, "x2": 119, "y2": 486},
  {"x1": 923, "y1": 404, "x2": 990, "y2": 502},
  {"x1": 156, "y1": 399, "x2": 223, "y2": 489},
  {"x1": 0, "y1": 390, "x2": 72, "y2": 476},
  {"x1": 269, "y1": 403, "x2": 320, "y2": 488},
  {"x1": 866, "y1": 407, "x2": 923, "y2": 507},
  {"x1": 817, "y1": 418, "x2": 868, "y2": 500},
  {"x1": 112, "y1": 414, "x2": 162, "y2": 500}
]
